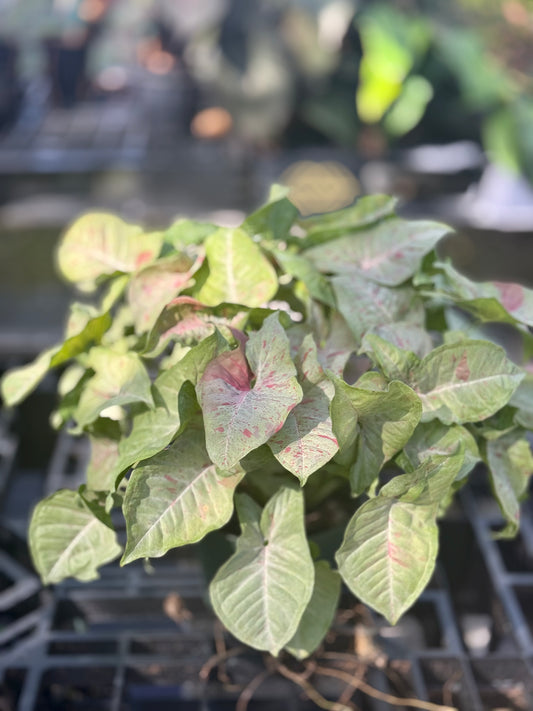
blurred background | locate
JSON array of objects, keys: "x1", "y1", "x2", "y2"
[{"x1": 1, "y1": 0, "x2": 533, "y2": 349}]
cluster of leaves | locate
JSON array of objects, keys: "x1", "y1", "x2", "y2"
[{"x1": 2, "y1": 186, "x2": 533, "y2": 660}]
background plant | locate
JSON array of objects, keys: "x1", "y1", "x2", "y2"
[{"x1": 2, "y1": 186, "x2": 533, "y2": 659}]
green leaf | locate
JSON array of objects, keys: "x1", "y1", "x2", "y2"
[
  {"x1": 510, "y1": 373, "x2": 533, "y2": 429},
  {"x1": 86, "y1": 431, "x2": 121, "y2": 492},
  {"x1": 306, "y1": 218, "x2": 449, "y2": 286},
  {"x1": 74, "y1": 348, "x2": 153, "y2": 428},
  {"x1": 317, "y1": 313, "x2": 358, "y2": 377},
  {"x1": 197, "y1": 314, "x2": 302, "y2": 469},
  {"x1": 486, "y1": 432, "x2": 533, "y2": 538},
  {"x1": 270, "y1": 249, "x2": 336, "y2": 307},
  {"x1": 381, "y1": 449, "x2": 466, "y2": 505},
  {"x1": 336, "y1": 496, "x2": 438, "y2": 624},
  {"x1": 360, "y1": 333, "x2": 420, "y2": 382},
  {"x1": 113, "y1": 332, "x2": 229, "y2": 480},
  {"x1": 285, "y1": 560, "x2": 341, "y2": 659},
  {"x1": 332, "y1": 377, "x2": 422, "y2": 494},
  {"x1": 243, "y1": 184, "x2": 298, "y2": 242},
  {"x1": 368, "y1": 323, "x2": 433, "y2": 358},
  {"x1": 333, "y1": 274, "x2": 424, "y2": 344},
  {"x1": 299, "y1": 195, "x2": 398, "y2": 247},
  {"x1": 436, "y1": 261, "x2": 533, "y2": 328},
  {"x1": 399, "y1": 421, "x2": 480, "y2": 482},
  {"x1": 121, "y1": 426, "x2": 243, "y2": 564},
  {"x1": 29, "y1": 489, "x2": 122, "y2": 584},
  {"x1": 162, "y1": 219, "x2": 217, "y2": 248},
  {"x1": 57, "y1": 213, "x2": 162, "y2": 286},
  {"x1": 411, "y1": 341, "x2": 524, "y2": 424},
  {"x1": 210, "y1": 487, "x2": 314, "y2": 655},
  {"x1": 127, "y1": 254, "x2": 199, "y2": 333},
  {"x1": 1, "y1": 347, "x2": 57, "y2": 407},
  {"x1": 268, "y1": 335, "x2": 338, "y2": 483},
  {"x1": 195, "y1": 228, "x2": 278, "y2": 307}
]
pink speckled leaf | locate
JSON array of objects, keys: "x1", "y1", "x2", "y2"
[
  {"x1": 57, "y1": 213, "x2": 162, "y2": 287},
  {"x1": 336, "y1": 496, "x2": 438, "y2": 624},
  {"x1": 127, "y1": 254, "x2": 201, "y2": 333},
  {"x1": 306, "y1": 218, "x2": 449, "y2": 286},
  {"x1": 268, "y1": 334, "x2": 338, "y2": 483},
  {"x1": 197, "y1": 313, "x2": 303, "y2": 469}
]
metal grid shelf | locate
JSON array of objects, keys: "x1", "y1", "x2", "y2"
[{"x1": 0, "y1": 391, "x2": 532, "y2": 710}]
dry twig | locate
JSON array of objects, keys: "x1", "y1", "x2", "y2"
[{"x1": 315, "y1": 664, "x2": 458, "y2": 711}]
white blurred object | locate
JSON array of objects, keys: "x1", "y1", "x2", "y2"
[{"x1": 460, "y1": 163, "x2": 533, "y2": 231}]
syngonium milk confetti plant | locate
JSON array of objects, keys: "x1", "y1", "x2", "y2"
[{"x1": 2, "y1": 186, "x2": 533, "y2": 659}]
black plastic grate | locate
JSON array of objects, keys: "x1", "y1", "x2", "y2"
[{"x1": 0, "y1": 390, "x2": 532, "y2": 710}]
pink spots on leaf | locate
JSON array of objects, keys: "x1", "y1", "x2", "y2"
[
  {"x1": 164, "y1": 474, "x2": 177, "y2": 484},
  {"x1": 387, "y1": 540, "x2": 408, "y2": 568},
  {"x1": 135, "y1": 250, "x2": 155, "y2": 268},
  {"x1": 243, "y1": 428, "x2": 252, "y2": 438},
  {"x1": 201, "y1": 347, "x2": 253, "y2": 391},
  {"x1": 216, "y1": 426, "x2": 225, "y2": 433},
  {"x1": 494, "y1": 282, "x2": 524, "y2": 312},
  {"x1": 455, "y1": 351, "x2": 470, "y2": 382}
]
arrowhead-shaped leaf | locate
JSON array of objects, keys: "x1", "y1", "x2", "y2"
[
  {"x1": 268, "y1": 335, "x2": 338, "y2": 483},
  {"x1": 336, "y1": 496, "x2": 438, "y2": 624},
  {"x1": 75, "y1": 348, "x2": 153, "y2": 428},
  {"x1": 285, "y1": 560, "x2": 341, "y2": 660},
  {"x1": 307, "y1": 218, "x2": 449, "y2": 286},
  {"x1": 197, "y1": 314, "x2": 302, "y2": 469},
  {"x1": 411, "y1": 341, "x2": 524, "y2": 424},
  {"x1": 487, "y1": 432, "x2": 533, "y2": 538},
  {"x1": 195, "y1": 228, "x2": 278, "y2": 307},
  {"x1": 29, "y1": 489, "x2": 122, "y2": 584},
  {"x1": 333, "y1": 274, "x2": 424, "y2": 344},
  {"x1": 210, "y1": 487, "x2": 314, "y2": 655},
  {"x1": 299, "y1": 194, "x2": 398, "y2": 248},
  {"x1": 243, "y1": 184, "x2": 298, "y2": 242},
  {"x1": 127, "y1": 254, "x2": 200, "y2": 333},
  {"x1": 332, "y1": 377, "x2": 422, "y2": 494},
  {"x1": 113, "y1": 332, "x2": 228, "y2": 479},
  {"x1": 1, "y1": 347, "x2": 58, "y2": 407},
  {"x1": 121, "y1": 427, "x2": 243, "y2": 563},
  {"x1": 57, "y1": 213, "x2": 162, "y2": 286},
  {"x1": 437, "y1": 261, "x2": 533, "y2": 328}
]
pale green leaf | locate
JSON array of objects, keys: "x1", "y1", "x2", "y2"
[
  {"x1": 87, "y1": 432, "x2": 121, "y2": 492},
  {"x1": 306, "y1": 218, "x2": 449, "y2": 286},
  {"x1": 268, "y1": 335, "x2": 338, "y2": 483},
  {"x1": 360, "y1": 333, "x2": 420, "y2": 382},
  {"x1": 399, "y1": 421, "x2": 480, "y2": 482},
  {"x1": 285, "y1": 560, "x2": 341, "y2": 660},
  {"x1": 127, "y1": 254, "x2": 199, "y2": 333},
  {"x1": 57, "y1": 213, "x2": 162, "y2": 285},
  {"x1": 487, "y1": 432, "x2": 533, "y2": 538},
  {"x1": 510, "y1": 373, "x2": 533, "y2": 429},
  {"x1": 198, "y1": 314, "x2": 302, "y2": 469},
  {"x1": 381, "y1": 449, "x2": 466, "y2": 505},
  {"x1": 333, "y1": 274, "x2": 424, "y2": 344},
  {"x1": 29, "y1": 489, "x2": 121, "y2": 584},
  {"x1": 210, "y1": 487, "x2": 314, "y2": 655},
  {"x1": 332, "y1": 377, "x2": 422, "y2": 494},
  {"x1": 299, "y1": 195, "x2": 398, "y2": 247},
  {"x1": 1, "y1": 347, "x2": 57, "y2": 407},
  {"x1": 113, "y1": 332, "x2": 229, "y2": 480},
  {"x1": 163, "y1": 218, "x2": 217, "y2": 248},
  {"x1": 121, "y1": 427, "x2": 243, "y2": 563},
  {"x1": 75, "y1": 348, "x2": 153, "y2": 428},
  {"x1": 369, "y1": 323, "x2": 434, "y2": 358},
  {"x1": 270, "y1": 249, "x2": 335, "y2": 307},
  {"x1": 336, "y1": 497, "x2": 438, "y2": 624},
  {"x1": 411, "y1": 341, "x2": 524, "y2": 424},
  {"x1": 195, "y1": 228, "x2": 278, "y2": 307}
]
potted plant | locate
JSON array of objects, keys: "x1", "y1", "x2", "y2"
[{"x1": 2, "y1": 186, "x2": 533, "y2": 708}]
